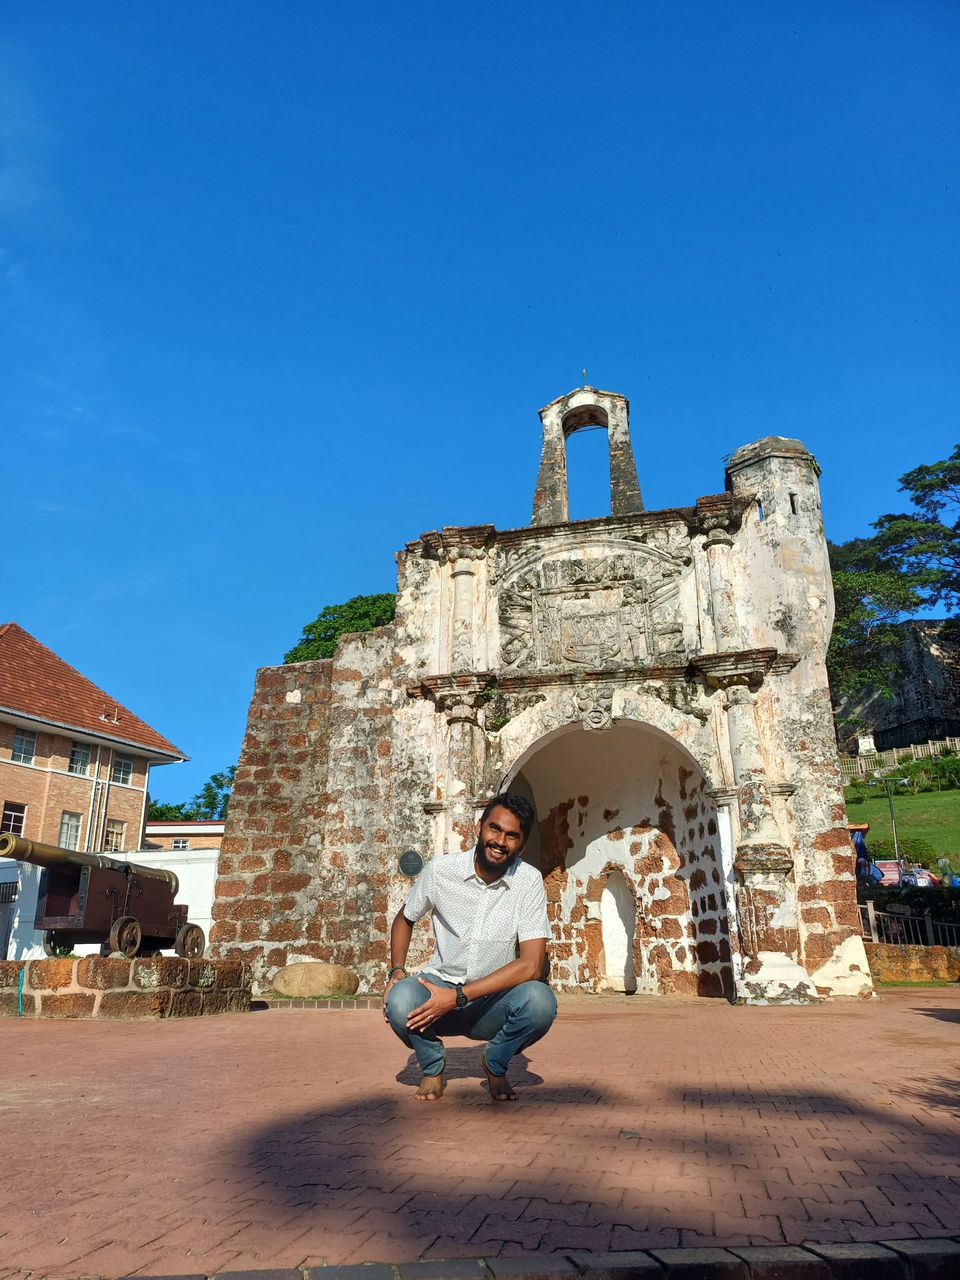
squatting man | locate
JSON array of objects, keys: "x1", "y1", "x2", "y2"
[{"x1": 382, "y1": 793, "x2": 557, "y2": 1101}]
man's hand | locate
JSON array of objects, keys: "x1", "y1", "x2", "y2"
[
  {"x1": 406, "y1": 977, "x2": 457, "y2": 1032},
  {"x1": 382, "y1": 971, "x2": 404, "y2": 1022}
]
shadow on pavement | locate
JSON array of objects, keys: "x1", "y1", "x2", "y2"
[
  {"x1": 395, "y1": 1047, "x2": 544, "y2": 1088},
  {"x1": 230, "y1": 1057, "x2": 960, "y2": 1262}
]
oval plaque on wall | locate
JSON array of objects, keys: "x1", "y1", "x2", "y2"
[{"x1": 398, "y1": 849, "x2": 424, "y2": 878}]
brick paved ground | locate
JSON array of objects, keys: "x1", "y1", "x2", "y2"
[{"x1": 1, "y1": 989, "x2": 959, "y2": 1280}]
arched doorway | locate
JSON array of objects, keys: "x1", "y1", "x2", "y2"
[{"x1": 505, "y1": 719, "x2": 734, "y2": 999}]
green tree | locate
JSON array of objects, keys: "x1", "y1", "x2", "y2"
[
  {"x1": 284, "y1": 593, "x2": 396, "y2": 663},
  {"x1": 871, "y1": 443, "x2": 960, "y2": 613},
  {"x1": 147, "y1": 765, "x2": 236, "y2": 822},
  {"x1": 826, "y1": 538, "x2": 923, "y2": 705}
]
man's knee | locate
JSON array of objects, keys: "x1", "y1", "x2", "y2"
[
  {"x1": 510, "y1": 980, "x2": 558, "y2": 1032},
  {"x1": 385, "y1": 975, "x2": 427, "y2": 1032}
]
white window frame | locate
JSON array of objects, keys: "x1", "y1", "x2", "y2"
[
  {"x1": 1, "y1": 802, "x2": 26, "y2": 836},
  {"x1": 111, "y1": 754, "x2": 134, "y2": 786},
  {"x1": 103, "y1": 819, "x2": 125, "y2": 852},
  {"x1": 59, "y1": 811, "x2": 82, "y2": 851},
  {"x1": 171, "y1": 837, "x2": 190, "y2": 851},
  {"x1": 12, "y1": 729, "x2": 37, "y2": 765},
  {"x1": 68, "y1": 741, "x2": 92, "y2": 776}
]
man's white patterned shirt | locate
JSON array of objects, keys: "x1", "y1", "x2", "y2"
[{"x1": 403, "y1": 849, "x2": 550, "y2": 982}]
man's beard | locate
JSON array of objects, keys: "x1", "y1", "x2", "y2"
[{"x1": 474, "y1": 837, "x2": 517, "y2": 881}]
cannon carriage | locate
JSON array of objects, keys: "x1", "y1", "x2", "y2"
[{"x1": 0, "y1": 833, "x2": 206, "y2": 958}]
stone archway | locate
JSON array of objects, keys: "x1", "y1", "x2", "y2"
[{"x1": 505, "y1": 719, "x2": 734, "y2": 999}]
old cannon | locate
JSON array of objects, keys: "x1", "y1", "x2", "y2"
[{"x1": 0, "y1": 833, "x2": 206, "y2": 959}]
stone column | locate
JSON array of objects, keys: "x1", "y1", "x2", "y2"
[
  {"x1": 439, "y1": 531, "x2": 490, "y2": 673},
  {"x1": 702, "y1": 523, "x2": 742, "y2": 652},
  {"x1": 606, "y1": 395, "x2": 644, "y2": 517},
  {"x1": 721, "y1": 676, "x2": 815, "y2": 1003},
  {"x1": 440, "y1": 692, "x2": 483, "y2": 855}
]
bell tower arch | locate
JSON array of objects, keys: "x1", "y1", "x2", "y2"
[{"x1": 531, "y1": 386, "x2": 644, "y2": 526}]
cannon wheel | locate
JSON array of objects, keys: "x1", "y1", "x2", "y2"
[
  {"x1": 43, "y1": 931, "x2": 69, "y2": 957},
  {"x1": 109, "y1": 915, "x2": 143, "y2": 958},
  {"x1": 175, "y1": 923, "x2": 205, "y2": 959}
]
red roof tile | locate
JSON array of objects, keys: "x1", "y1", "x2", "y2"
[{"x1": 0, "y1": 623, "x2": 185, "y2": 759}]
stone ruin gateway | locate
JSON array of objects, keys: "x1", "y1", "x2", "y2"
[{"x1": 212, "y1": 387, "x2": 874, "y2": 1004}]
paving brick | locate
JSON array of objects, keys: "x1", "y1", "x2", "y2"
[
  {"x1": 567, "y1": 1250, "x2": 663, "y2": 1277},
  {"x1": 304, "y1": 1267, "x2": 396, "y2": 1280},
  {"x1": 486, "y1": 1258, "x2": 579, "y2": 1280},
  {"x1": 880, "y1": 1238, "x2": 960, "y2": 1280},
  {"x1": 728, "y1": 1246, "x2": 830, "y2": 1279},
  {"x1": 804, "y1": 1242, "x2": 906, "y2": 1278},
  {"x1": 397, "y1": 1264, "x2": 490, "y2": 1280},
  {"x1": 216, "y1": 1271, "x2": 304, "y2": 1280},
  {"x1": 649, "y1": 1249, "x2": 748, "y2": 1277}
]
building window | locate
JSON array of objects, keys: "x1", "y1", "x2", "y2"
[
  {"x1": 111, "y1": 754, "x2": 133, "y2": 786},
  {"x1": 12, "y1": 729, "x2": 37, "y2": 765},
  {"x1": 103, "y1": 819, "x2": 125, "y2": 852},
  {"x1": 171, "y1": 838, "x2": 190, "y2": 850},
  {"x1": 59, "y1": 811, "x2": 82, "y2": 851},
  {"x1": 68, "y1": 742, "x2": 92, "y2": 776},
  {"x1": 1, "y1": 803, "x2": 26, "y2": 836}
]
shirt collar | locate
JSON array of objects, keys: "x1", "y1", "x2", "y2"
[{"x1": 462, "y1": 848, "x2": 515, "y2": 888}]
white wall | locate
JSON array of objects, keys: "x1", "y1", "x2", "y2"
[{"x1": 2, "y1": 847, "x2": 219, "y2": 960}]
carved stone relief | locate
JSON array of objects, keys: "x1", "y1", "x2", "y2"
[{"x1": 497, "y1": 539, "x2": 690, "y2": 672}]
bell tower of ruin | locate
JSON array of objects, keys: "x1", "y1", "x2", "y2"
[{"x1": 531, "y1": 386, "x2": 644, "y2": 525}]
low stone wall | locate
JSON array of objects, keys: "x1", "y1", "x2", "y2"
[
  {"x1": 864, "y1": 941, "x2": 960, "y2": 983},
  {"x1": 0, "y1": 957, "x2": 252, "y2": 1019}
]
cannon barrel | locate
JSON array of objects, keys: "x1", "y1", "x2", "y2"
[{"x1": 0, "y1": 833, "x2": 179, "y2": 896}]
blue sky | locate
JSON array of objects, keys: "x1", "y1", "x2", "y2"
[{"x1": 2, "y1": 2, "x2": 957, "y2": 801}]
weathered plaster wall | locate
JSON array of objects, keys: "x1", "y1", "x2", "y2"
[
  {"x1": 512, "y1": 722, "x2": 733, "y2": 998},
  {"x1": 212, "y1": 390, "x2": 873, "y2": 1003}
]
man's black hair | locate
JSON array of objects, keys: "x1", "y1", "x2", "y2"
[{"x1": 479, "y1": 792, "x2": 536, "y2": 843}]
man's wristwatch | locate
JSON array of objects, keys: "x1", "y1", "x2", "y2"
[{"x1": 455, "y1": 983, "x2": 469, "y2": 1009}]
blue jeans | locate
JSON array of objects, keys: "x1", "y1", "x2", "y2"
[{"x1": 385, "y1": 974, "x2": 557, "y2": 1078}]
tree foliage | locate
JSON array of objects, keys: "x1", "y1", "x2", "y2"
[
  {"x1": 870, "y1": 443, "x2": 960, "y2": 614},
  {"x1": 147, "y1": 766, "x2": 236, "y2": 822},
  {"x1": 284, "y1": 593, "x2": 396, "y2": 664},
  {"x1": 826, "y1": 444, "x2": 958, "y2": 716}
]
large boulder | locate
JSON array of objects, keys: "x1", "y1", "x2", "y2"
[{"x1": 272, "y1": 962, "x2": 359, "y2": 998}]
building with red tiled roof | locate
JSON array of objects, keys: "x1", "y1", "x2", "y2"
[{"x1": 0, "y1": 623, "x2": 186, "y2": 859}]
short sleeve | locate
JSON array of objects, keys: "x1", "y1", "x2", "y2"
[
  {"x1": 516, "y1": 871, "x2": 550, "y2": 943},
  {"x1": 403, "y1": 857, "x2": 436, "y2": 923}
]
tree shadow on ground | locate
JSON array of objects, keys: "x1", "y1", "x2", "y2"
[
  {"x1": 912, "y1": 1004, "x2": 960, "y2": 1025},
  {"x1": 229, "y1": 1057, "x2": 960, "y2": 1265}
]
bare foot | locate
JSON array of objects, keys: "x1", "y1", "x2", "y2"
[
  {"x1": 481, "y1": 1051, "x2": 518, "y2": 1101},
  {"x1": 415, "y1": 1073, "x2": 445, "y2": 1101}
]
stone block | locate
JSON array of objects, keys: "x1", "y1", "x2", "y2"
[
  {"x1": 27, "y1": 958, "x2": 76, "y2": 991},
  {"x1": 168, "y1": 990, "x2": 203, "y2": 1017},
  {"x1": 567, "y1": 1251, "x2": 663, "y2": 1278},
  {"x1": 272, "y1": 961, "x2": 359, "y2": 997},
  {"x1": 486, "y1": 1260, "x2": 578, "y2": 1280},
  {"x1": 804, "y1": 1243, "x2": 905, "y2": 1279},
  {"x1": 186, "y1": 960, "x2": 218, "y2": 991},
  {"x1": 216, "y1": 1272, "x2": 303, "y2": 1280},
  {"x1": 200, "y1": 990, "x2": 231, "y2": 1015},
  {"x1": 304, "y1": 1266, "x2": 394, "y2": 1280},
  {"x1": 98, "y1": 990, "x2": 171, "y2": 1019},
  {"x1": 213, "y1": 960, "x2": 245, "y2": 989},
  {"x1": 650, "y1": 1249, "x2": 748, "y2": 1278},
  {"x1": 880, "y1": 1238, "x2": 960, "y2": 1280},
  {"x1": 133, "y1": 957, "x2": 188, "y2": 990},
  {"x1": 38, "y1": 992, "x2": 96, "y2": 1018},
  {"x1": 728, "y1": 1246, "x2": 830, "y2": 1279},
  {"x1": 0, "y1": 960, "x2": 24, "y2": 990},
  {"x1": 77, "y1": 956, "x2": 133, "y2": 990},
  {"x1": 0, "y1": 992, "x2": 29, "y2": 1017}
]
